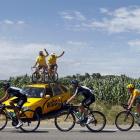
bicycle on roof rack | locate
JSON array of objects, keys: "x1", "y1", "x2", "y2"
[{"x1": 31, "y1": 67, "x2": 58, "y2": 83}]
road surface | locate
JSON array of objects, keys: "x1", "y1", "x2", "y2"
[{"x1": 0, "y1": 122, "x2": 140, "y2": 140}]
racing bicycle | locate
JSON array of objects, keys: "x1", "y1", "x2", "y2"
[
  {"x1": 54, "y1": 103, "x2": 106, "y2": 132},
  {"x1": 0, "y1": 103, "x2": 40, "y2": 132},
  {"x1": 115, "y1": 104, "x2": 140, "y2": 131}
]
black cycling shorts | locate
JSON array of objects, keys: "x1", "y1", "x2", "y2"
[
  {"x1": 82, "y1": 95, "x2": 95, "y2": 107},
  {"x1": 11, "y1": 95, "x2": 27, "y2": 109}
]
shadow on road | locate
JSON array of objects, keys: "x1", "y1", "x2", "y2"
[
  {"x1": 18, "y1": 130, "x2": 49, "y2": 133},
  {"x1": 0, "y1": 130, "x2": 49, "y2": 133},
  {"x1": 80, "y1": 130, "x2": 116, "y2": 133},
  {"x1": 68, "y1": 130, "x2": 117, "y2": 133}
]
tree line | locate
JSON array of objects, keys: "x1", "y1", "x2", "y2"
[{"x1": 0, "y1": 73, "x2": 140, "y2": 105}]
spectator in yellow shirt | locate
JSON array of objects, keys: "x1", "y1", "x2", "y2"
[
  {"x1": 48, "y1": 51, "x2": 65, "y2": 74},
  {"x1": 32, "y1": 49, "x2": 49, "y2": 72}
]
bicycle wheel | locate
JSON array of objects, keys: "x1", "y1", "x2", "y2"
[
  {"x1": 115, "y1": 111, "x2": 134, "y2": 131},
  {"x1": 19, "y1": 109, "x2": 40, "y2": 132},
  {"x1": 86, "y1": 111, "x2": 106, "y2": 132},
  {"x1": 31, "y1": 72, "x2": 39, "y2": 83},
  {"x1": 54, "y1": 110, "x2": 76, "y2": 132},
  {"x1": 51, "y1": 72, "x2": 58, "y2": 82},
  {"x1": 43, "y1": 72, "x2": 49, "y2": 82},
  {"x1": 0, "y1": 111, "x2": 8, "y2": 131}
]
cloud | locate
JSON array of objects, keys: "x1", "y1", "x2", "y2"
[
  {"x1": 2, "y1": 19, "x2": 25, "y2": 25},
  {"x1": 88, "y1": 6, "x2": 140, "y2": 33},
  {"x1": 128, "y1": 39, "x2": 140, "y2": 47},
  {"x1": 128, "y1": 39, "x2": 140, "y2": 53},
  {"x1": 1, "y1": 39, "x2": 140, "y2": 79},
  {"x1": 0, "y1": 40, "x2": 65, "y2": 79},
  {"x1": 3, "y1": 20, "x2": 14, "y2": 25},
  {"x1": 99, "y1": 8, "x2": 110, "y2": 14},
  {"x1": 17, "y1": 21, "x2": 25, "y2": 25},
  {"x1": 60, "y1": 7, "x2": 140, "y2": 33},
  {"x1": 59, "y1": 11, "x2": 86, "y2": 21},
  {"x1": 67, "y1": 41, "x2": 88, "y2": 46},
  {"x1": 0, "y1": 39, "x2": 90, "y2": 79}
]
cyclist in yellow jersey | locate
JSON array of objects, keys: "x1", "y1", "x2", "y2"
[
  {"x1": 47, "y1": 51, "x2": 65, "y2": 74},
  {"x1": 32, "y1": 49, "x2": 49, "y2": 72},
  {"x1": 127, "y1": 84, "x2": 140, "y2": 114}
]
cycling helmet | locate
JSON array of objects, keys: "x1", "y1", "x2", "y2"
[
  {"x1": 127, "y1": 84, "x2": 135, "y2": 89},
  {"x1": 3, "y1": 82, "x2": 10, "y2": 90},
  {"x1": 71, "y1": 80, "x2": 79, "y2": 85}
]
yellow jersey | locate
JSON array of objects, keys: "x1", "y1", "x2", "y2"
[
  {"x1": 36, "y1": 55, "x2": 46, "y2": 66},
  {"x1": 132, "y1": 89, "x2": 140, "y2": 98},
  {"x1": 48, "y1": 55, "x2": 58, "y2": 65}
]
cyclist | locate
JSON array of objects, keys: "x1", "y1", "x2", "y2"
[
  {"x1": 0, "y1": 82, "x2": 27, "y2": 128},
  {"x1": 66, "y1": 80, "x2": 95, "y2": 124},
  {"x1": 127, "y1": 84, "x2": 140, "y2": 115},
  {"x1": 32, "y1": 49, "x2": 49, "y2": 72},
  {"x1": 47, "y1": 51, "x2": 65, "y2": 75}
]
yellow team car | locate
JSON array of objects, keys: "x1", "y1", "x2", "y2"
[{"x1": 4, "y1": 83, "x2": 71, "y2": 117}]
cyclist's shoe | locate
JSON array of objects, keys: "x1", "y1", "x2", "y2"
[
  {"x1": 76, "y1": 119, "x2": 81, "y2": 124},
  {"x1": 15, "y1": 120, "x2": 23, "y2": 129},
  {"x1": 86, "y1": 116, "x2": 94, "y2": 124}
]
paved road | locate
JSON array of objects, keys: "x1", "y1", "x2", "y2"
[{"x1": 0, "y1": 122, "x2": 140, "y2": 140}]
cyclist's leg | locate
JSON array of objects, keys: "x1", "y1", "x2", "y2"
[
  {"x1": 35, "y1": 66, "x2": 40, "y2": 73},
  {"x1": 15, "y1": 95, "x2": 27, "y2": 128},
  {"x1": 83, "y1": 95, "x2": 95, "y2": 107},
  {"x1": 9, "y1": 98, "x2": 20, "y2": 117},
  {"x1": 80, "y1": 100, "x2": 86, "y2": 114},
  {"x1": 48, "y1": 65, "x2": 54, "y2": 75},
  {"x1": 83, "y1": 96, "x2": 96, "y2": 124},
  {"x1": 34, "y1": 66, "x2": 42, "y2": 78},
  {"x1": 54, "y1": 64, "x2": 58, "y2": 73},
  {"x1": 77, "y1": 99, "x2": 87, "y2": 122},
  {"x1": 16, "y1": 95, "x2": 27, "y2": 113},
  {"x1": 45, "y1": 64, "x2": 48, "y2": 71},
  {"x1": 37, "y1": 66, "x2": 45, "y2": 79},
  {"x1": 9, "y1": 96, "x2": 26, "y2": 116},
  {"x1": 38, "y1": 66, "x2": 43, "y2": 72},
  {"x1": 42, "y1": 65, "x2": 47, "y2": 71}
]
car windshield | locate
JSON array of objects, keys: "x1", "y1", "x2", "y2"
[{"x1": 22, "y1": 87, "x2": 45, "y2": 98}]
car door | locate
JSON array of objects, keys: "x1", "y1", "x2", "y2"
[
  {"x1": 43, "y1": 85, "x2": 62, "y2": 113},
  {"x1": 59, "y1": 85, "x2": 71, "y2": 103},
  {"x1": 50, "y1": 84, "x2": 64, "y2": 110}
]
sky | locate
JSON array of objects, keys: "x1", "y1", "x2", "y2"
[{"x1": 1, "y1": 0, "x2": 140, "y2": 79}]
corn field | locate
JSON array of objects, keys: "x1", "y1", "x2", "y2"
[
  {"x1": 1, "y1": 73, "x2": 140, "y2": 105},
  {"x1": 59, "y1": 73, "x2": 140, "y2": 105}
]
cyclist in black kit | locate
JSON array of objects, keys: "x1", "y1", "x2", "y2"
[
  {"x1": 0, "y1": 82, "x2": 27, "y2": 128},
  {"x1": 67, "y1": 80, "x2": 95, "y2": 124}
]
